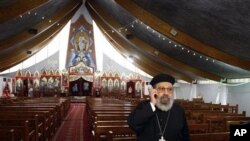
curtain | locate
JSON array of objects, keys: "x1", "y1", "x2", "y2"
[
  {"x1": 189, "y1": 84, "x2": 197, "y2": 101},
  {"x1": 215, "y1": 85, "x2": 228, "y2": 105}
]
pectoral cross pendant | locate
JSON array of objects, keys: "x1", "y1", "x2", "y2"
[{"x1": 159, "y1": 136, "x2": 166, "y2": 141}]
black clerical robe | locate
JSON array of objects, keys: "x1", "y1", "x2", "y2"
[{"x1": 127, "y1": 100, "x2": 190, "y2": 141}]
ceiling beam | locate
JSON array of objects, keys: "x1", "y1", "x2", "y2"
[
  {"x1": 115, "y1": 0, "x2": 250, "y2": 71},
  {"x1": 86, "y1": 1, "x2": 193, "y2": 82},
  {"x1": 0, "y1": 1, "x2": 82, "y2": 72},
  {"x1": 87, "y1": 0, "x2": 221, "y2": 82},
  {"x1": 0, "y1": 0, "x2": 49, "y2": 23},
  {"x1": 0, "y1": 0, "x2": 82, "y2": 52},
  {"x1": 88, "y1": 6, "x2": 183, "y2": 81}
]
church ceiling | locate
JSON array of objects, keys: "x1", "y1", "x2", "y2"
[
  {"x1": 86, "y1": 0, "x2": 250, "y2": 82},
  {"x1": 0, "y1": 0, "x2": 82, "y2": 72},
  {"x1": 1, "y1": 0, "x2": 250, "y2": 83}
]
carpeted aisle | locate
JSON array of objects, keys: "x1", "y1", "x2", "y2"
[{"x1": 52, "y1": 103, "x2": 85, "y2": 141}]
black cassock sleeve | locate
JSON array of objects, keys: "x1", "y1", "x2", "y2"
[
  {"x1": 182, "y1": 107, "x2": 190, "y2": 141},
  {"x1": 127, "y1": 100, "x2": 155, "y2": 134}
]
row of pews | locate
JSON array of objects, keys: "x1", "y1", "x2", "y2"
[
  {"x1": 0, "y1": 97, "x2": 70, "y2": 141},
  {"x1": 86, "y1": 97, "x2": 250, "y2": 141},
  {"x1": 86, "y1": 97, "x2": 137, "y2": 141},
  {"x1": 176, "y1": 99, "x2": 250, "y2": 141}
]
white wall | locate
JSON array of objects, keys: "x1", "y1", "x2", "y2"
[
  {"x1": 175, "y1": 83, "x2": 192, "y2": 100},
  {"x1": 227, "y1": 83, "x2": 250, "y2": 116},
  {"x1": 174, "y1": 82, "x2": 250, "y2": 116},
  {"x1": 196, "y1": 84, "x2": 221, "y2": 103}
]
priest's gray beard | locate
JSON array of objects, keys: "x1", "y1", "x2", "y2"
[{"x1": 156, "y1": 94, "x2": 174, "y2": 112}]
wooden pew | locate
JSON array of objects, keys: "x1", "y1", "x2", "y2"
[
  {"x1": 190, "y1": 133, "x2": 211, "y2": 141},
  {"x1": 12, "y1": 100, "x2": 66, "y2": 119},
  {"x1": 93, "y1": 120, "x2": 136, "y2": 141},
  {"x1": 189, "y1": 111, "x2": 246, "y2": 123},
  {"x1": 0, "y1": 109, "x2": 56, "y2": 140},
  {"x1": 190, "y1": 132, "x2": 229, "y2": 141},
  {"x1": 0, "y1": 105, "x2": 60, "y2": 126},
  {"x1": 95, "y1": 120, "x2": 128, "y2": 126},
  {"x1": 0, "y1": 114, "x2": 44, "y2": 141},
  {"x1": 94, "y1": 114, "x2": 129, "y2": 121},
  {"x1": 188, "y1": 123, "x2": 210, "y2": 134},
  {"x1": 0, "y1": 128, "x2": 15, "y2": 141},
  {"x1": 93, "y1": 125, "x2": 135, "y2": 141},
  {"x1": 107, "y1": 130, "x2": 137, "y2": 141},
  {"x1": 86, "y1": 97, "x2": 136, "y2": 141},
  {"x1": 0, "y1": 97, "x2": 70, "y2": 140},
  {"x1": 224, "y1": 116, "x2": 250, "y2": 131},
  {"x1": 210, "y1": 132, "x2": 230, "y2": 141},
  {"x1": 1, "y1": 97, "x2": 70, "y2": 123},
  {"x1": 0, "y1": 106, "x2": 59, "y2": 129},
  {"x1": 0, "y1": 120, "x2": 32, "y2": 141}
]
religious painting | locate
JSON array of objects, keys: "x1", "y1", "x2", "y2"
[
  {"x1": 15, "y1": 77, "x2": 24, "y2": 96},
  {"x1": 54, "y1": 77, "x2": 61, "y2": 88},
  {"x1": 100, "y1": 78, "x2": 108, "y2": 95},
  {"x1": 108, "y1": 79, "x2": 113, "y2": 92},
  {"x1": 33, "y1": 78, "x2": 40, "y2": 89},
  {"x1": 126, "y1": 81, "x2": 135, "y2": 97},
  {"x1": 114, "y1": 79, "x2": 120, "y2": 89},
  {"x1": 62, "y1": 73, "x2": 68, "y2": 86},
  {"x1": 40, "y1": 77, "x2": 47, "y2": 88},
  {"x1": 95, "y1": 75, "x2": 100, "y2": 87},
  {"x1": 28, "y1": 79, "x2": 33, "y2": 89},
  {"x1": 33, "y1": 71, "x2": 40, "y2": 89},
  {"x1": 135, "y1": 81, "x2": 141, "y2": 92},
  {"x1": 144, "y1": 82, "x2": 151, "y2": 96},
  {"x1": 66, "y1": 15, "x2": 96, "y2": 70},
  {"x1": 16, "y1": 78, "x2": 23, "y2": 91},
  {"x1": 28, "y1": 79, "x2": 34, "y2": 97},
  {"x1": 121, "y1": 81, "x2": 126, "y2": 91},
  {"x1": 83, "y1": 82, "x2": 89, "y2": 91},
  {"x1": 47, "y1": 77, "x2": 54, "y2": 88},
  {"x1": 101, "y1": 79, "x2": 107, "y2": 89},
  {"x1": 135, "y1": 81, "x2": 142, "y2": 97},
  {"x1": 72, "y1": 83, "x2": 78, "y2": 93},
  {"x1": 2, "y1": 78, "x2": 11, "y2": 97}
]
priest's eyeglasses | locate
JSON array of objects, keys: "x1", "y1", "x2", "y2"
[{"x1": 156, "y1": 87, "x2": 173, "y2": 93}]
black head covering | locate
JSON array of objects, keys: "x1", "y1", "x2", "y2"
[{"x1": 150, "y1": 73, "x2": 175, "y2": 86}]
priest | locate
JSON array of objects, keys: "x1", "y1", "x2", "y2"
[{"x1": 127, "y1": 73, "x2": 190, "y2": 141}]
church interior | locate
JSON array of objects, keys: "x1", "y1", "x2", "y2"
[{"x1": 0, "y1": 0, "x2": 250, "y2": 141}]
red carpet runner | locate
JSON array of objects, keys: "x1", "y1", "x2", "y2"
[{"x1": 52, "y1": 103, "x2": 85, "y2": 141}]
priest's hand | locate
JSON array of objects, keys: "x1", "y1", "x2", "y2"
[{"x1": 149, "y1": 88, "x2": 158, "y2": 105}]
